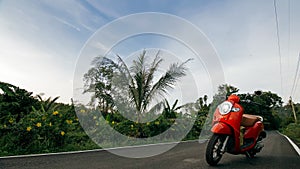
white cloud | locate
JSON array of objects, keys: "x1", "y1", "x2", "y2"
[
  {"x1": 0, "y1": 30, "x2": 73, "y2": 102},
  {"x1": 1, "y1": 0, "x2": 300, "y2": 104},
  {"x1": 85, "y1": 0, "x2": 122, "y2": 19},
  {"x1": 53, "y1": 16, "x2": 81, "y2": 32},
  {"x1": 178, "y1": 0, "x2": 300, "y2": 102},
  {"x1": 0, "y1": 0, "x2": 93, "y2": 103}
]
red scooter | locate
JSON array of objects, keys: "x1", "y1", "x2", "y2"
[{"x1": 205, "y1": 94, "x2": 266, "y2": 166}]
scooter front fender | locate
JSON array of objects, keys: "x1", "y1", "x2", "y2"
[{"x1": 211, "y1": 122, "x2": 232, "y2": 135}]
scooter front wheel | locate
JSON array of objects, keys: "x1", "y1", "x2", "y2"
[{"x1": 206, "y1": 134, "x2": 227, "y2": 166}]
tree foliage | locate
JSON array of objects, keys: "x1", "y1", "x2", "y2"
[
  {"x1": 1, "y1": 77, "x2": 299, "y2": 156},
  {"x1": 83, "y1": 50, "x2": 191, "y2": 123},
  {"x1": 83, "y1": 57, "x2": 115, "y2": 114},
  {"x1": 0, "y1": 82, "x2": 39, "y2": 123},
  {"x1": 238, "y1": 91, "x2": 283, "y2": 129},
  {"x1": 0, "y1": 82, "x2": 98, "y2": 156}
]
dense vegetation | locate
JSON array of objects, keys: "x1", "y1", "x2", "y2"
[
  {"x1": 1, "y1": 81, "x2": 299, "y2": 157},
  {"x1": 0, "y1": 51, "x2": 299, "y2": 156},
  {"x1": 0, "y1": 82, "x2": 99, "y2": 156}
]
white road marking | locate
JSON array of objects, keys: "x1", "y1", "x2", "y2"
[
  {"x1": 0, "y1": 139, "x2": 205, "y2": 159},
  {"x1": 277, "y1": 131, "x2": 300, "y2": 156}
]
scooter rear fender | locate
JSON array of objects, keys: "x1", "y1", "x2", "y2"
[{"x1": 211, "y1": 122, "x2": 232, "y2": 135}]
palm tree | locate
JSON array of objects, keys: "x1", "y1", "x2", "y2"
[{"x1": 114, "y1": 50, "x2": 191, "y2": 123}]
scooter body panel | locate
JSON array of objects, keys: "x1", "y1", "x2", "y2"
[
  {"x1": 210, "y1": 99, "x2": 264, "y2": 154},
  {"x1": 241, "y1": 121, "x2": 264, "y2": 152},
  {"x1": 206, "y1": 94, "x2": 266, "y2": 166},
  {"x1": 211, "y1": 122, "x2": 232, "y2": 135}
]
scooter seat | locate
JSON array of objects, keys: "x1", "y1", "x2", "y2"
[{"x1": 241, "y1": 114, "x2": 262, "y2": 127}]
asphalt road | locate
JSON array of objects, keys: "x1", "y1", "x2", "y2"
[{"x1": 0, "y1": 131, "x2": 299, "y2": 169}]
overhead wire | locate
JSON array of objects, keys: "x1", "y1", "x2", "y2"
[
  {"x1": 287, "y1": 0, "x2": 300, "y2": 99},
  {"x1": 273, "y1": 0, "x2": 284, "y2": 96},
  {"x1": 291, "y1": 54, "x2": 300, "y2": 97},
  {"x1": 287, "y1": 0, "x2": 291, "y2": 73}
]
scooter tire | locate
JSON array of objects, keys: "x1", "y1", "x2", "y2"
[
  {"x1": 206, "y1": 134, "x2": 227, "y2": 166},
  {"x1": 245, "y1": 149, "x2": 256, "y2": 158}
]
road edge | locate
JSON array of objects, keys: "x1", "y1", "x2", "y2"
[
  {"x1": 277, "y1": 131, "x2": 300, "y2": 156},
  {"x1": 0, "y1": 139, "x2": 205, "y2": 159}
]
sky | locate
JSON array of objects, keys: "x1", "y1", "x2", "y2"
[{"x1": 0, "y1": 0, "x2": 300, "y2": 104}]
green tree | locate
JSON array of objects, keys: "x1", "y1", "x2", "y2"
[
  {"x1": 239, "y1": 91, "x2": 283, "y2": 130},
  {"x1": 115, "y1": 50, "x2": 191, "y2": 123},
  {"x1": 0, "y1": 82, "x2": 39, "y2": 123},
  {"x1": 187, "y1": 95, "x2": 210, "y2": 139},
  {"x1": 207, "y1": 84, "x2": 240, "y2": 118},
  {"x1": 163, "y1": 99, "x2": 183, "y2": 119},
  {"x1": 85, "y1": 50, "x2": 191, "y2": 123},
  {"x1": 83, "y1": 50, "x2": 191, "y2": 138},
  {"x1": 83, "y1": 57, "x2": 116, "y2": 115}
]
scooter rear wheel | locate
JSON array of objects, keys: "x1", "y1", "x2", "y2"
[
  {"x1": 245, "y1": 149, "x2": 256, "y2": 158},
  {"x1": 206, "y1": 134, "x2": 227, "y2": 166}
]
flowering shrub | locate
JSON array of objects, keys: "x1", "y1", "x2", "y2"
[{"x1": 1, "y1": 104, "x2": 100, "y2": 156}]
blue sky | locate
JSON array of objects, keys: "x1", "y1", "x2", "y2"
[{"x1": 0, "y1": 0, "x2": 300, "y2": 103}]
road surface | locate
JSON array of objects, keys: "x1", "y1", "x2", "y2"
[{"x1": 0, "y1": 131, "x2": 299, "y2": 169}]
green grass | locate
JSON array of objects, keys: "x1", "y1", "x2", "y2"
[{"x1": 282, "y1": 123, "x2": 300, "y2": 146}]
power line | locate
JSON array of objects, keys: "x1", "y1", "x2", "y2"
[
  {"x1": 291, "y1": 53, "x2": 300, "y2": 97},
  {"x1": 273, "y1": 0, "x2": 284, "y2": 95},
  {"x1": 287, "y1": 0, "x2": 291, "y2": 71}
]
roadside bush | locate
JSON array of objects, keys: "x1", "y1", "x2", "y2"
[
  {"x1": 282, "y1": 123, "x2": 300, "y2": 145},
  {"x1": 0, "y1": 98, "x2": 99, "y2": 156}
]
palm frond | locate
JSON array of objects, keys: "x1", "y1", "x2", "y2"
[
  {"x1": 115, "y1": 54, "x2": 137, "y2": 103},
  {"x1": 172, "y1": 99, "x2": 179, "y2": 110},
  {"x1": 148, "y1": 58, "x2": 192, "y2": 102},
  {"x1": 147, "y1": 101, "x2": 164, "y2": 116},
  {"x1": 131, "y1": 50, "x2": 147, "y2": 74},
  {"x1": 142, "y1": 51, "x2": 163, "y2": 111},
  {"x1": 44, "y1": 96, "x2": 60, "y2": 112}
]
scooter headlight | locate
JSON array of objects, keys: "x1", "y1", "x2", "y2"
[{"x1": 218, "y1": 101, "x2": 233, "y2": 115}]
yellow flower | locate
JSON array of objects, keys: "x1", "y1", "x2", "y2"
[
  {"x1": 66, "y1": 119, "x2": 73, "y2": 124},
  {"x1": 155, "y1": 121, "x2": 160, "y2": 125},
  {"x1": 26, "y1": 126, "x2": 32, "y2": 132},
  {"x1": 93, "y1": 116, "x2": 97, "y2": 120},
  {"x1": 9, "y1": 118, "x2": 14, "y2": 124},
  {"x1": 49, "y1": 122, "x2": 52, "y2": 126},
  {"x1": 3, "y1": 124, "x2": 7, "y2": 128},
  {"x1": 52, "y1": 111, "x2": 59, "y2": 115},
  {"x1": 80, "y1": 109, "x2": 86, "y2": 113},
  {"x1": 131, "y1": 124, "x2": 134, "y2": 128},
  {"x1": 112, "y1": 121, "x2": 115, "y2": 125},
  {"x1": 146, "y1": 122, "x2": 150, "y2": 126},
  {"x1": 36, "y1": 122, "x2": 42, "y2": 127},
  {"x1": 60, "y1": 131, "x2": 65, "y2": 136}
]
